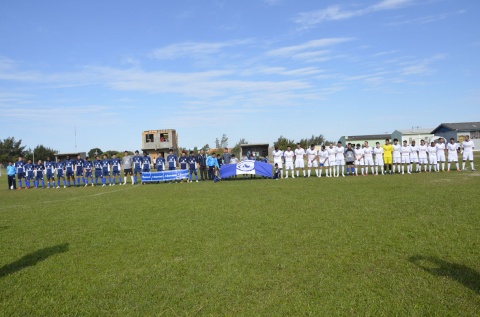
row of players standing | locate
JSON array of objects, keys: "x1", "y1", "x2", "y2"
[
  {"x1": 10, "y1": 148, "x2": 238, "y2": 189},
  {"x1": 271, "y1": 136, "x2": 476, "y2": 178}
]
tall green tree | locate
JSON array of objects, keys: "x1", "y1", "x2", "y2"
[
  {"x1": 231, "y1": 138, "x2": 248, "y2": 157},
  {"x1": 33, "y1": 145, "x2": 58, "y2": 162},
  {"x1": 273, "y1": 135, "x2": 296, "y2": 150},
  {"x1": 88, "y1": 148, "x2": 103, "y2": 158},
  {"x1": 0, "y1": 137, "x2": 27, "y2": 163}
]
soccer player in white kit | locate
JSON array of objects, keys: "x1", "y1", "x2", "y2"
[
  {"x1": 354, "y1": 144, "x2": 364, "y2": 176},
  {"x1": 446, "y1": 138, "x2": 460, "y2": 172},
  {"x1": 418, "y1": 140, "x2": 429, "y2": 173},
  {"x1": 392, "y1": 139, "x2": 402, "y2": 174},
  {"x1": 400, "y1": 140, "x2": 412, "y2": 174},
  {"x1": 363, "y1": 141, "x2": 375, "y2": 175},
  {"x1": 427, "y1": 141, "x2": 438, "y2": 172},
  {"x1": 373, "y1": 142, "x2": 384, "y2": 175},
  {"x1": 326, "y1": 143, "x2": 337, "y2": 177},
  {"x1": 305, "y1": 144, "x2": 318, "y2": 177},
  {"x1": 318, "y1": 145, "x2": 328, "y2": 177},
  {"x1": 272, "y1": 146, "x2": 284, "y2": 179},
  {"x1": 409, "y1": 140, "x2": 420, "y2": 173},
  {"x1": 462, "y1": 135, "x2": 476, "y2": 171},
  {"x1": 335, "y1": 141, "x2": 345, "y2": 177},
  {"x1": 436, "y1": 137, "x2": 446, "y2": 172},
  {"x1": 294, "y1": 143, "x2": 306, "y2": 177},
  {"x1": 284, "y1": 146, "x2": 295, "y2": 178}
]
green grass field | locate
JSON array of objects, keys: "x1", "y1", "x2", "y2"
[{"x1": 1, "y1": 166, "x2": 480, "y2": 316}]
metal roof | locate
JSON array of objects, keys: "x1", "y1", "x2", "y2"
[
  {"x1": 344, "y1": 134, "x2": 391, "y2": 140},
  {"x1": 432, "y1": 122, "x2": 480, "y2": 133},
  {"x1": 394, "y1": 128, "x2": 434, "y2": 134}
]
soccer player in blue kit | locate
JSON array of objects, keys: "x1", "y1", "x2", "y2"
[
  {"x1": 132, "y1": 150, "x2": 143, "y2": 185},
  {"x1": 84, "y1": 157, "x2": 94, "y2": 187},
  {"x1": 44, "y1": 156, "x2": 56, "y2": 188},
  {"x1": 101, "y1": 154, "x2": 111, "y2": 187},
  {"x1": 34, "y1": 160, "x2": 45, "y2": 188},
  {"x1": 74, "y1": 154, "x2": 85, "y2": 187},
  {"x1": 141, "y1": 152, "x2": 151, "y2": 185},
  {"x1": 15, "y1": 156, "x2": 26, "y2": 189},
  {"x1": 65, "y1": 156, "x2": 75, "y2": 187},
  {"x1": 167, "y1": 149, "x2": 177, "y2": 171},
  {"x1": 93, "y1": 156, "x2": 103, "y2": 186},
  {"x1": 110, "y1": 154, "x2": 122, "y2": 186},
  {"x1": 56, "y1": 157, "x2": 66, "y2": 188},
  {"x1": 155, "y1": 153, "x2": 165, "y2": 171},
  {"x1": 187, "y1": 151, "x2": 198, "y2": 182},
  {"x1": 24, "y1": 159, "x2": 34, "y2": 189}
]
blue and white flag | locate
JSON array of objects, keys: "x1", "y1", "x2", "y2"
[
  {"x1": 141, "y1": 170, "x2": 189, "y2": 182},
  {"x1": 220, "y1": 160, "x2": 273, "y2": 178}
]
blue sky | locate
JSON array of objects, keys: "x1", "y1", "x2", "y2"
[{"x1": 1, "y1": 0, "x2": 479, "y2": 152}]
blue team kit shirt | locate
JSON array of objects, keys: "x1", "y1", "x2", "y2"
[
  {"x1": 84, "y1": 161, "x2": 93, "y2": 175},
  {"x1": 65, "y1": 159, "x2": 75, "y2": 172},
  {"x1": 155, "y1": 157, "x2": 165, "y2": 171},
  {"x1": 179, "y1": 156, "x2": 188, "y2": 169},
  {"x1": 25, "y1": 163, "x2": 34, "y2": 178},
  {"x1": 15, "y1": 161, "x2": 25, "y2": 174},
  {"x1": 187, "y1": 156, "x2": 197, "y2": 170},
  {"x1": 56, "y1": 161, "x2": 65, "y2": 176},
  {"x1": 167, "y1": 154, "x2": 177, "y2": 169},
  {"x1": 44, "y1": 161, "x2": 55, "y2": 176},
  {"x1": 142, "y1": 156, "x2": 151, "y2": 170},
  {"x1": 133, "y1": 156, "x2": 143, "y2": 170},
  {"x1": 75, "y1": 159, "x2": 85, "y2": 172},
  {"x1": 111, "y1": 158, "x2": 121, "y2": 172},
  {"x1": 102, "y1": 159, "x2": 111, "y2": 172},
  {"x1": 35, "y1": 164, "x2": 45, "y2": 178},
  {"x1": 94, "y1": 160, "x2": 103, "y2": 170}
]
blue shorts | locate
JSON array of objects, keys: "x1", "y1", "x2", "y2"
[
  {"x1": 156, "y1": 167, "x2": 164, "y2": 172},
  {"x1": 102, "y1": 170, "x2": 110, "y2": 176},
  {"x1": 66, "y1": 170, "x2": 74, "y2": 177},
  {"x1": 36, "y1": 173, "x2": 44, "y2": 180},
  {"x1": 46, "y1": 172, "x2": 55, "y2": 179},
  {"x1": 76, "y1": 169, "x2": 84, "y2": 176},
  {"x1": 17, "y1": 172, "x2": 25, "y2": 179},
  {"x1": 134, "y1": 168, "x2": 142, "y2": 174},
  {"x1": 26, "y1": 172, "x2": 34, "y2": 180},
  {"x1": 95, "y1": 170, "x2": 103, "y2": 177},
  {"x1": 142, "y1": 168, "x2": 150, "y2": 173},
  {"x1": 169, "y1": 166, "x2": 176, "y2": 171},
  {"x1": 57, "y1": 170, "x2": 64, "y2": 178},
  {"x1": 112, "y1": 170, "x2": 120, "y2": 176},
  {"x1": 85, "y1": 171, "x2": 92, "y2": 178}
]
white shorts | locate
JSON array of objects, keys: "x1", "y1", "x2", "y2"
[
  {"x1": 375, "y1": 158, "x2": 384, "y2": 166},
  {"x1": 419, "y1": 157, "x2": 428, "y2": 165},
  {"x1": 307, "y1": 160, "x2": 318, "y2": 168},
  {"x1": 355, "y1": 159, "x2": 364, "y2": 166},
  {"x1": 410, "y1": 156, "x2": 419, "y2": 163},
  {"x1": 325, "y1": 159, "x2": 335, "y2": 167},
  {"x1": 437, "y1": 153, "x2": 446, "y2": 162},
  {"x1": 401, "y1": 156, "x2": 410, "y2": 164},
  {"x1": 463, "y1": 152, "x2": 474, "y2": 161},
  {"x1": 393, "y1": 156, "x2": 401, "y2": 164},
  {"x1": 364, "y1": 158, "x2": 374, "y2": 166},
  {"x1": 429, "y1": 156, "x2": 437, "y2": 164},
  {"x1": 274, "y1": 161, "x2": 283, "y2": 168},
  {"x1": 447, "y1": 154, "x2": 458, "y2": 162},
  {"x1": 336, "y1": 159, "x2": 345, "y2": 166},
  {"x1": 295, "y1": 160, "x2": 305, "y2": 168},
  {"x1": 285, "y1": 162, "x2": 294, "y2": 170}
]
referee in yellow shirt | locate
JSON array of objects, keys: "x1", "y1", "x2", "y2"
[{"x1": 382, "y1": 139, "x2": 393, "y2": 174}]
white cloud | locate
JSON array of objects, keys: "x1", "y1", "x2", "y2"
[
  {"x1": 266, "y1": 38, "x2": 352, "y2": 58},
  {"x1": 401, "y1": 54, "x2": 446, "y2": 76},
  {"x1": 294, "y1": 0, "x2": 413, "y2": 28},
  {"x1": 150, "y1": 39, "x2": 252, "y2": 60}
]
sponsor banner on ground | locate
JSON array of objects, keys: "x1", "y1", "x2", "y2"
[
  {"x1": 141, "y1": 170, "x2": 189, "y2": 182},
  {"x1": 219, "y1": 160, "x2": 273, "y2": 178}
]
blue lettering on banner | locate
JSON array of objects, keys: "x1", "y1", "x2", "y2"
[{"x1": 141, "y1": 170, "x2": 189, "y2": 182}]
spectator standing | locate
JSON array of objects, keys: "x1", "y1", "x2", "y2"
[
  {"x1": 206, "y1": 152, "x2": 219, "y2": 180},
  {"x1": 222, "y1": 148, "x2": 231, "y2": 165},
  {"x1": 7, "y1": 161, "x2": 16, "y2": 190}
]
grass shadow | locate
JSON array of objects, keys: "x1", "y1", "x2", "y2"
[
  {"x1": 409, "y1": 255, "x2": 480, "y2": 295},
  {"x1": 0, "y1": 243, "x2": 69, "y2": 278},
  {"x1": 0, "y1": 226, "x2": 9, "y2": 232}
]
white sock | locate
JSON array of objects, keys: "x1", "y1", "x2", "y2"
[
  {"x1": 308, "y1": 170, "x2": 311, "y2": 177},
  {"x1": 456, "y1": 163, "x2": 459, "y2": 170},
  {"x1": 303, "y1": 170, "x2": 306, "y2": 177},
  {"x1": 471, "y1": 162, "x2": 475, "y2": 170},
  {"x1": 318, "y1": 169, "x2": 321, "y2": 177},
  {"x1": 291, "y1": 170, "x2": 295, "y2": 178},
  {"x1": 447, "y1": 163, "x2": 451, "y2": 170},
  {"x1": 280, "y1": 170, "x2": 283, "y2": 178},
  {"x1": 131, "y1": 175, "x2": 134, "y2": 183},
  {"x1": 462, "y1": 162, "x2": 466, "y2": 169},
  {"x1": 124, "y1": 176, "x2": 127, "y2": 183}
]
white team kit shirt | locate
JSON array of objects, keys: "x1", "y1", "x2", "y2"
[
  {"x1": 447, "y1": 143, "x2": 458, "y2": 155},
  {"x1": 354, "y1": 148, "x2": 364, "y2": 160},
  {"x1": 436, "y1": 143, "x2": 446, "y2": 154},
  {"x1": 392, "y1": 144, "x2": 402, "y2": 158},
  {"x1": 462, "y1": 140, "x2": 474, "y2": 152},
  {"x1": 363, "y1": 147, "x2": 373, "y2": 159},
  {"x1": 273, "y1": 150, "x2": 283, "y2": 163},
  {"x1": 306, "y1": 148, "x2": 317, "y2": 162},
  {"x1": 410, "y1": 145, "x2": 419, "y2": 160},
  {"x1": 318, "y1": 150, "x2": 328, "y2": 164},
  {"x1": 295, "y1": 148, "x2": 306, "y2": 159},
  {"x1": 427, "y1": 146, "x2": 437, "y2": 158},
  {"x1": 418, "y1": 145, "x2": 428, "y2": 159},
  {"x1": 401, "y1": 145, "x2": 411, "y2": 157},
  {"x1": 335, "y1": 146, "x2": 345, "y2": 160},
  {"x1": 327, "y1": 147, "x2": 336, "y2": 161},
  {"x1": 374, "y1": 147, "x2": 384, "y2": 165},
  {"x1": 284, "y1": 150, "x2": 295, "y2": 162}
]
